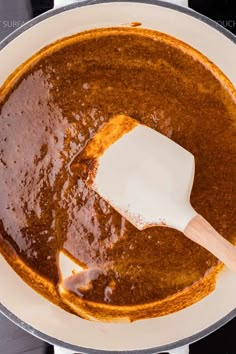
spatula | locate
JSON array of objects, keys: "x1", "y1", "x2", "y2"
[{"x1": 73, "y1": 114, "x2": 236, "y2": 273}]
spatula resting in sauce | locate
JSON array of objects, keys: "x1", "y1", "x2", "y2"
[{"x1": 73, "y1": 114, "x2": 236, "y2": 273}]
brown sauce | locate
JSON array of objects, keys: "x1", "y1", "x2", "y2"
[{"x1": 0, "y1": 28, "x2": 235, "y2": 321}]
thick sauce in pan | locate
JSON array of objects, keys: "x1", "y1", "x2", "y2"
[{"x1": 0, "y1": 28, "x2": 235, "y2": 317}]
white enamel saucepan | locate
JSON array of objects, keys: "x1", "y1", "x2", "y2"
[{"x1": 0, "y1": 1, "x2": 235, "y2": 353}]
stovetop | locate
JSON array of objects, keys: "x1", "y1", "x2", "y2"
[{"x1": 0, "y1": 1, "x2": 235, "y2": 354}]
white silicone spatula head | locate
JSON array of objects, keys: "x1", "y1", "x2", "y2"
[
  {"x1": 73, "y1": 114, "x2": 236, "y2": 273},
  {"x1": 76, "y1": 114, "x2": 196, "y2": 232}
]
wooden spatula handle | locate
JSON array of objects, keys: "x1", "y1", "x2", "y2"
[{"x1": 184, "y1": 215, "x2": 236, "y2": 273}]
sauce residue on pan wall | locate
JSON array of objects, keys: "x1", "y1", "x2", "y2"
[
  {"x1": 0, "y1": 27, "x2": 235, "y2": 321},
  {"x1": 130, "y1": 22, "x2": 142, "y2": 27}
]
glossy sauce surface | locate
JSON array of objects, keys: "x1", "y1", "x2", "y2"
[{"x1": 0, "y1": 28, "x2": 235, "y2": 311}]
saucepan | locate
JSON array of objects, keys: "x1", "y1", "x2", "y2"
[{"x1": 0, "y1": 1, "x2": 235, "y2": 353}]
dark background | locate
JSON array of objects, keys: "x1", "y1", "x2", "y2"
[
  {"x1": 0, "y1": 0, "x2": 235, "y2": 353},
  {"x1": 190, "y1": 0, "x2": 236, "y2": 35}
]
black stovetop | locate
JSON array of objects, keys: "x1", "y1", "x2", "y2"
[{"x1": 0, "y1": 1, "x2": 235, "y2": 354}]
